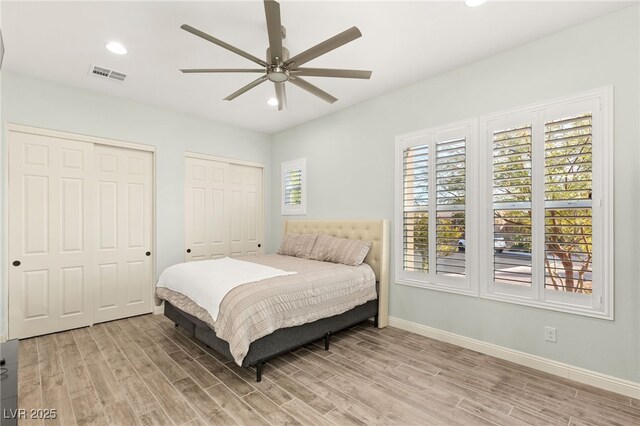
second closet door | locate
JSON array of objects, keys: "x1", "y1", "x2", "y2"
[
  {"x1": 185, "y1": 158, "x2": 230, "y2": 260},
  {"x1": 185, "y1": 157, "x2": 263, "y2": 260},
  {"x1": 229, "y1": 164, "x2": 263, "y2": 257},
  {"x1": 94, "y1": 145, "x2": 154, "y2": 323}
]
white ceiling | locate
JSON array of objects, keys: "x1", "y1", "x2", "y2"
[{"x1": 2, "y1": 1, "x2": 634, "y2": 134}]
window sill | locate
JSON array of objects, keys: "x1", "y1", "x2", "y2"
[
  {"x1": 395, "y1": 278, "x2": 477, "y2": 297},
  {"x1": 479, "y1": 291, "x2": 613, "y2": 320}
]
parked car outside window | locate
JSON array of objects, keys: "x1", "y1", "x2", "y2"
[{"x1": 458, "y1": 237, "x2": 506, "y2": 253}]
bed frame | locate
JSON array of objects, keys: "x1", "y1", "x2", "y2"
[{"x1": 164, "y1": 219, "x2": 390, "y2": 382}]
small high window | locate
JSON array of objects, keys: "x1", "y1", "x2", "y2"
[{"x1": 281, "y1": 158, "x2": 307, "y2": 215}]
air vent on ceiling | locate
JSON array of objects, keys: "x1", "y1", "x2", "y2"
[{"x1": 89, "y1": 64, "x2": 127, "y2": 82}]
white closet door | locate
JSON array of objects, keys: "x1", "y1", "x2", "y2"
[
  {"x1": 8, "y1": 131, "x2": 94, "y2": 339},
  {"x1": 94, "y1": 145, "x2": 154, "y2": 323},
  {"x1": 184, "y1": 157, "x2": 263, "y2": 260},
  {"x1": 229, "y1": 164, "x2": 264, "y2": 257},
  {"x1": 185, "y1": 158, "x2": 230, "y2": 260}
]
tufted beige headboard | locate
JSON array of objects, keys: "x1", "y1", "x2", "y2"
[{"x1": 283, "y1": 220, "x2": 390, "y2": 328}]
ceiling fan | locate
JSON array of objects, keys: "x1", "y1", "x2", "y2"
[{"x1": 179, "y1": 0, "x2": 372, "y2": 111}]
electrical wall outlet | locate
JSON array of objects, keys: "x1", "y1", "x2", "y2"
[{"x1": 544, "y1": 326, "x2": 557, "y2": 343}]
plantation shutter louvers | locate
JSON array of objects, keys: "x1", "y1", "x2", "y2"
[
  {"x1": 402, "y1": 135, "x2": 468, "y2": 278},
  {"x1": 544, "y1": 113, "x2": 593, "y2": 294},
  {"x1": 402, "y1": 144, "x2": 429, "y2": 272},
  {"x1": 284, "y1": 168, "x2": 302, "y2": 206},
  {"x1": 436, "y1": 137, "x2": 466, "y2": 277},
  {"x1": 492, "y1": 124, "x2": 533, "y2": 286}
]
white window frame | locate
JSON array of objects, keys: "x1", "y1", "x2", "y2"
[
  {"x1": 393, "y1": 87, "x2": 613, "y2": 320},
  {"x1": 395, "y1": 119, "x2": 478, "y2": 296},
  {"x1": 281, "y1": 157, "x2": 307, "y2": 215},
  {"x1": 478, "y1": 87, "x2": 613, "y2": 319}
]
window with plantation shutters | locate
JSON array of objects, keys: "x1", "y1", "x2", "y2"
[
  {"x1": 281, "y1": 158, "x2": 306, "y2": 215},
  {"x1": 396, "y1": 89, "x2": 611, "y2": 318},
  {"x1": 481, "y1": 88, "x2": 612, "y2": 319},
  {"x1": 396, "y1": 121, "x2": 476, "y2": 294}
]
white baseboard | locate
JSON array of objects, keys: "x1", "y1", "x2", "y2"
[
  {"x1": 388, "y1": 316, "x2": 640, "y2": 399},
  {"x1": 0, "y1": 335, "x2": 6, "y2": 343},
  {"x1": 153, "y1": 304, "x2": 165, "y2": 315}
]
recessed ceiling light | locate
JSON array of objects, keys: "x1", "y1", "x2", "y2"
[
  {"x1": 106, "y1": 41, "x2": 127, "y2": 55},
  {"x1": 465, "y1": 0, "x2": 487, "y2": 7},
  {"x1": 267, "y1": 97, "x2": 279, "y2": 106}
]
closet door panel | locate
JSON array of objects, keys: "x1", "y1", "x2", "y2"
[
  {"x1": 185, "y1": 158, "x2": 230, "y2": 260},
  {"x1": 210, "y1": 188, "x2": 226, "y2": 256},
  {"x1": 9, "y1": 131, "x2": 94, "y2": 339},
  {"x1": 126, "y1": 260, "x2": 145, "y2": 304},
  {"x1": 185, "y1": 157, "x2": 263, "y2": 262},
  {"x1": 23, "y1": 175, "x2": 49, "y2": 254},
  {"x1": 127, "y1": 183, "x2": 145, "y2": 248},
  {"x1": 60, "y1": 178, "x2": 84, "y2": 252},
  {"x1": 94, "y1": 145, "x2": 153, "y2": 323},
  {"x1": 23, "y1": 270, "x2": 49, "y2": 320},
  {"x1": 98, "y1": 181, "x2": 118, "y2": 249},
  {"x1": 229, "y1": 164, "x2": 264, "y2": 257},
  {"x1": 229, "y1": 189, "x2": 244, "y2": 257},
  {"x1": 97, "y1": 263, "x2": 118, "y2": 309},
  {"x1": 60, "y1": 266, "x2": 85, "y2": 316},
  {"x1": 245, "y1": 189, "x2": 259, "y2": 256}
]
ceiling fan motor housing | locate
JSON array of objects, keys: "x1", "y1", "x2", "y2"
[
  {"x1": 266, "y1": 46, "x2": 289, "y2": 65},
  {"x1": 266, "y1": 46, "x2": 290, "y2": 82}
]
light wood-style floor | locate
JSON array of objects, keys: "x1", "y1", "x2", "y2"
[{"x1": 17, "y1": 314, "x2": 640, "y2": 426}]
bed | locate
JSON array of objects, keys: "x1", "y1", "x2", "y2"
[{"x1": 157, "y1": 219, "x2": 390, "y2": 382}]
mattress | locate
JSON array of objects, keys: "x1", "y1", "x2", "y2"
[{"x1": 155, "y1": 254, "x2": 377, "y2": 365}]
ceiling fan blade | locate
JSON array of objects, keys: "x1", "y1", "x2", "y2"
[
  {"x1": 293, "y1": 68, "x2": 372, "y2": 79},
  {"x1": 289, "y1": 77, "x2": 337, "y2": 104},
  {"x1": 180, "y1": 68, "x2": 265, "y2": 74},
  {"x1": 285, "y1": 26, "x2": 362, "y2": 68},
  {"x1": 181, "y1": 24, "x2": 268, "y2": 67},
  {"x1": 224, "y1": 75, "x2": 268, "y2": 101},
  {"x1": 264, "y1": 0, "x2": 283, "y2": 65},
  {"x1": 275, "y1": 82, "x2": 287, "y2": 111}
]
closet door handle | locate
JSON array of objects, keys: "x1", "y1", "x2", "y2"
[
  {"x1": 257, "y1": 244, "x2": 261, "y2": 248},
  {"x1": 145, "y1": 251, "x2": 151, "y2": 256},
  {"x1": 12, "y1": 260, "x2": 20, "y2": 267},
  {"x1": 186, "y1": 249, "x2": 191, "y2": 253}
]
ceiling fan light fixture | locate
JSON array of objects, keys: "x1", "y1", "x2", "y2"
[
  {"x1": 267, "y1": 97, "x2": 279, "y2": 106},
  {"x1": 465, "y1": 0, "x2": 487, "y2": 7},
  {"x1": 267, "y1": 65, "x2": 290, "y2": 82},
  {"x1": 106, "y1": 41, "x2": 127, "y2": 55}
]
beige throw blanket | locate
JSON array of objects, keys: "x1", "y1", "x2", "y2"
[{"x1": 155, "y1": 254, "x2": 377, "y2": 365}]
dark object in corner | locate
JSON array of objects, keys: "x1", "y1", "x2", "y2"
[{"x1": 1, "y1": 340, "x2": 18, "y2": 426}]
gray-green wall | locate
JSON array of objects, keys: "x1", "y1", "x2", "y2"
[
  {"x1": 270, "y1": 6, "x2": 640, "y2": 382},
  {"x1": 0, "y1": 71, "x2": 272, "y2": 339},
  {"x1": 1, "y1": 5, "x2": 637, "y2": 384}
]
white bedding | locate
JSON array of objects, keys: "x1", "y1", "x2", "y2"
[{"x1": 156, "y1": 257, "x2": 296, "y2": 321}]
